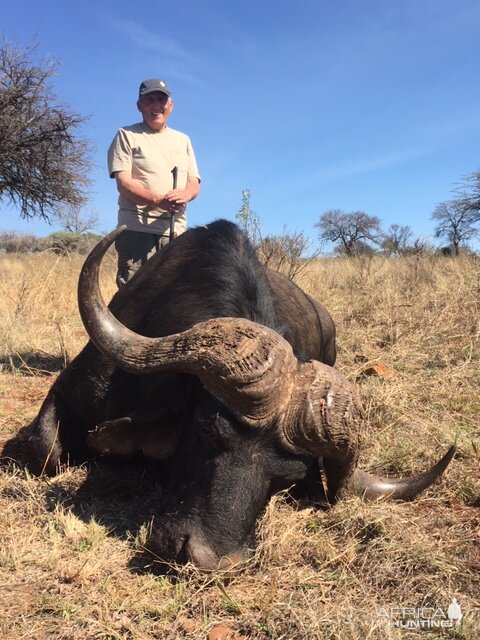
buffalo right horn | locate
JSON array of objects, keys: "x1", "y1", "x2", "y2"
[
  {"x1": 278, "y1": 359, "x2": 456, "y2": 500},
  {"x1": 349, "y1": 445, "x2": 456, "y2": 500}
]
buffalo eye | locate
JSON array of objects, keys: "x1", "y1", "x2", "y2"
[{"x1": 195, "y1": 412, "x2": 229, "y2": 452}]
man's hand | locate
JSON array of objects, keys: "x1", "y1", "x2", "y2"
[
  {"x1": 155, "y1": 195, "x2": 181, "y2": 211},
  {"x1": 164, "y1": 177, "x2": 200, "y2": 207},
  {"x1": 163, "y1": 189, "x2": 191, "y2": 206},
  {"x1": 115, "y1": 172, "x2": 200, "y2": 210}
]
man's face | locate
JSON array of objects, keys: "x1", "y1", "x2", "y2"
[{"x1": 137, "y1": 91, "x2": 173, "y2": 131}]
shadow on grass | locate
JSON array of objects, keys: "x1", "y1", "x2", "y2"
[
  {"x1": 0, "y1": 352, "x2": 66, "y2": 376},
  {"x1": 1, "y1": 425, "x2": 166, "y2": 538},
  {"x1": 1, "y1": 430, "x2": 175, "y2": 574},
  {"x1": 45, "y1": 458, "x2": 169, "y2": 538}
]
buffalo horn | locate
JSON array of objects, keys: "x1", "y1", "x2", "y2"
[
  {"x1": 278, "y1": 360, "x2": 456, "y2": 500},
  {"x1": 349, "y1": 445, "x2": 456, "y2": 500},
  {"x1": 77, "y1": 227, "x2": 298, "y2": 428}
]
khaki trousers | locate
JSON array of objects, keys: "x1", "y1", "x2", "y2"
[{"x1": 115, "y1": 230, "x2": 170, "y2": 288}]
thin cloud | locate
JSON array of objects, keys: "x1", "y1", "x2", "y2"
[
  {"x1": 277, "y1": 146, "x2": 436, "y2": 197},
  {"x1": 419, "y1": 113, "x2": 480, "y2": 140},
  {"x1": 289, "y1": 112, "x2": 480, "y2": 192},
  {"x1": 316, "y1": 147, "x2": 433, "y2": 184},
  {"x1": 110, "y1": 19, "x2": 196, "y2": 63},
  {"x1": 106, "y1": 19, "x2": 207, "y2": 90}
]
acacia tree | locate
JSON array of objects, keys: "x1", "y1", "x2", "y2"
[
  {"x1": 315, "y1": 209, "x2": 382, "y2": 256},
  {"x1": 54, "y1": 204, "x2": 99, "y2": 233},
  {"x1": 431, "y1": 201, "x2": 478, "y2": 255},
  {"x1": 0, "y1": 40, "x2": 91, "y2": 221},
  {"x1": 382, "y1": 223, "x2": 413, "y2": 256}
]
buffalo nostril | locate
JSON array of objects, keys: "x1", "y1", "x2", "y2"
[
  {"x1": 146, "y1": 525, "x2": 188, "y2": 564},
  {"x1": 185, "y1": 534, "x2": 248, "y2": 572},
  {"x1": 184, "y1": 537, "x2": 219, "y2": 570},
  {"x1": 147, "y1": 525, "x2": 250, "y2": 572}
]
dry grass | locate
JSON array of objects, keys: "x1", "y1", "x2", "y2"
[{"x1": 1, "y1": 250, "x2": 479, "y2": 639}]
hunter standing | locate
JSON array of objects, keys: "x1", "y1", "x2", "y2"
[{"x1": 108, "y1": 78, "x2": 201, "y2": 286}]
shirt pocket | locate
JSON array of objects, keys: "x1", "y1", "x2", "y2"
[{"x1": 131, "y1": 146, "x2": 151, "y2": 175}]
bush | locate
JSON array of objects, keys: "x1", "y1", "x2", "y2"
[
  {"x1": 37, "y1": 231, "x2": 102, "y2": 255},
  {"x1": 257, "y1": 231, "x2": 319, "y2": 280},
  {"x1": 0, "y1": 230, "x2": 38, "y2": 252}
]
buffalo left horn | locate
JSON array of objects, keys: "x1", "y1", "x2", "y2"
[
  {"x1": 78, "y1": 227, "x2": 299, "y2": 428},
  {"x1": 78, "y1": 228, "x2": 456, "y2": 500}
]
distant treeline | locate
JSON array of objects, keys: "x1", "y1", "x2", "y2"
[
  {"x1": 0, "y1": 231, "x2": 103, "y2": 255},
  {"x1": 1, "y1": 229, "x2": 477, "y2": 263}
]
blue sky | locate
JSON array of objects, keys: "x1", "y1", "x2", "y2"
[{"x1": 2, "y1": 0, "x2": 480, "y2": 250}]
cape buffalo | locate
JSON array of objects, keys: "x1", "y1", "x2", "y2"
[{"x1": 12, "y1": 220, "x2": 454, "y2": 570}]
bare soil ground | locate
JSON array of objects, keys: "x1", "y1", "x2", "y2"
[{"x1": 1, "y1": 250, "x2": 479, "y2": 639}]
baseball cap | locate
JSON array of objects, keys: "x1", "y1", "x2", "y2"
[{"x1": 138, "y1": 79, "x2": 171, "y2": 97}]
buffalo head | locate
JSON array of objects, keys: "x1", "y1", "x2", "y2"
[{"x1": 76, "y1": 227, "x2": 455, "y2": 570}]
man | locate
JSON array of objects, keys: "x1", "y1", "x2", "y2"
[{"x1": 108, "y1": 78, "x2": 201, "y2": 286}]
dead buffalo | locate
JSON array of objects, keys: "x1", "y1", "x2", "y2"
[{"x1": 13, "y1": 220, "x2": 454, "y2": 570}]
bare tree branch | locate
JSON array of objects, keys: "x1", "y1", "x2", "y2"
[
  {"x1": 431, "y1": 201, "x2": 479, "y2": 255},
  {"x1": 258, "y1": 228, "x2": 320, "y2": 280},
  {"x1": 53, "y1": 204, "x2": 99, "y2": 233},
  {"x1": 452, "y1": 170, "x2": 480, "y2": 219},
  {"x1": 0, "y1": 38, "x2": 92, "y2": 221}
]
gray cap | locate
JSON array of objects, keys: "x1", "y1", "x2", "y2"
[{"x1": 138, "y1": 79, "x2": 171, "y2": 97}]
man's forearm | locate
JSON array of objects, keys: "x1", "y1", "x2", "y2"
[
  {"x1": 184, "y1": 177, "x2": 200, "y2": 202},
  {"x1": 115, "y1": 172, "x2": 163, "y2": 207}
]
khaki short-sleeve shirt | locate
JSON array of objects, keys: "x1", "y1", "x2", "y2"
[{"x1": 108, "y1": 123, "x2": 200, "y2": 235}]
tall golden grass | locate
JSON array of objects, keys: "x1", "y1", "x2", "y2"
[{"x1": 1, "y1": 250, "x2": 479, "y2": 639}]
